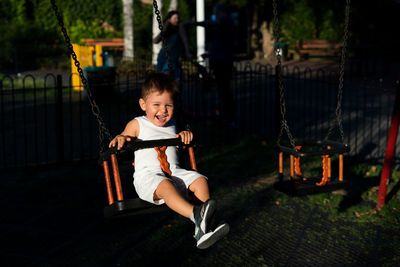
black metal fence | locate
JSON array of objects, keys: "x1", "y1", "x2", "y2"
[{"x1": 1, "y1": 61, "x2": 399, "y2": 169}]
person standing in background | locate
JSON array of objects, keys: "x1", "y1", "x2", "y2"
[{"x1": 154, "y1": 11, "x2": 193, "y2": 79}]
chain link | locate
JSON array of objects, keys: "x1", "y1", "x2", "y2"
[
  {"x1": 273, "y1": 0, "x2": 297, "y2": 150},
  {"x1": 50, "y1": 0, "x2": 112, "y2": 153},
  {"x1": 273, "y1": 0, "x2": 350, "y2": 147},
  {"x1": 153, "y1": 0, "x2": 173, "y2": 75},
  {"x1": 51, "y1": 0, "x2": 177, "y2": 153},
  {"x1": 324, "y1": 0, "x2": 350, "y2": 143}
]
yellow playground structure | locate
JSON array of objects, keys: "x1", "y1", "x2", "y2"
[{"x1": 71, "y1": 38, "x2": 123, "y2": 90}]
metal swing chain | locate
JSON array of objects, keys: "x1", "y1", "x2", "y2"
[
  {"x1": 324, "y1": 0, "x2": 351, "y2": 144},
  {"x1": 50, "y1": 0, "x2": 113, "y2": 153},
  {"x1": 273, "y1": 0, "x2": 297, "y2": 150},
  {"x1": 153, "y1": 0, "x2": 174, "y2": 75},
  {"x1": 273, "y1": 0, "x2": 350, "y2": 147}
]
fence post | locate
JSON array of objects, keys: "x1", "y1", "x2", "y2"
[
  {"x1": 56, "y1": 75, "x2": 64, "y2": 163},
  {"x1": 377, "y1": 75, "x2": 400, "y2": 210}
]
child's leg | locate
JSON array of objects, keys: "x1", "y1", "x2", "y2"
[
  {"x1": 155, "y1": 176, "x2": 228, "y2": 249},
  {"x1": 188, "y1": 176, "x2": 210, "y2": 203},
  {"x1": 154, "y1": 179, "x2": 193, "y2": 218}
]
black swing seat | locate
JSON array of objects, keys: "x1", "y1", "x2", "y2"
[
  {"x1": 104, "y1": 198, "x2": 169, "y2": 218},
  {"x1": 101, "y1": 137, "x2": 196, "y2": 218},
  {"x1": 275, "y1": 140, "x2": 350, "y2": 157},
  {"x1": 275, "y1": 140, "x2": 351, "y2": 196},
  {"x1": 104, "y1": 137, "x2": 188, "y2": 157}
]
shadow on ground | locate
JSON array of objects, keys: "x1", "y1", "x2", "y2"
[{"x1": 1, "y1": 136, "x2": 400, "y2": 266}]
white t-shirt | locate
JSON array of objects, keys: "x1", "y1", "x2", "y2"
[
  {"x1": 134, "y1": 116, "x2": 179, "y2": 171},
  {"x1": 132, "y1": 116, "x2": 204, "y2": 204}
]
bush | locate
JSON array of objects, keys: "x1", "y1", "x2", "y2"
[
  {"x1": 279, "y1": 0, "x2": 344, "y2": 48},
  {"x1": 280, "y1": 0, "x2": 316, "y2": 46}
]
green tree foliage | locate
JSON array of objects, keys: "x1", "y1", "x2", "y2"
[
  {"x1": 319, "y1": 9, "x2": 341, "y2": 40},
  {"x1": 0, "y1": 0, "x2": 195, "y2": 70},
  {"x1": 132, "y1": 1, "x2": 152, "y2": 58},
  {"x1": 4, "y1": 0, "x2": 393, "y2": 71},
  {"x1": 280, "y1": 0, "x2": 316, "y2": 44},
  {"x1": 0, "y1": 0, "x2": 124, "y2": 70},
  {"x1": 279, "y1": 0, "x2": 344, "y2": 46},
  {"x1": 0, "y1": 0, "x2": 344, "y2": 71}
]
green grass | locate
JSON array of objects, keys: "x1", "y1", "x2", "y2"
[
  {"x1": 194, "y1": 134, "x2": 400, "y2": 229},
  {"x1": 1, "y1": 75, "x2": 46, "y2": 89}
]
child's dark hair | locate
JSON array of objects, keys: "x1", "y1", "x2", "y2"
[{"x1": 141, "y1": 71, "x2": 179, "y2": 99}]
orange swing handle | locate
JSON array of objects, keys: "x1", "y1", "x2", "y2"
[
  {"x1": 102, "y1": 153, "x2": 124, "y2": 205},
  {"x1": 102, "y1": 160, "x2": 115, "y2": 205},
  {"x1": 316, "y1": 146, "x2": 331, "y2": 186}
]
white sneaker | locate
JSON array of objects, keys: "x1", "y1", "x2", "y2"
[
  {"x1": 196, "y1": 223, "x2": 230, "y2": 249},
  {"x1": 193, "y1": 199, "x2": 217, "y2": 242}
]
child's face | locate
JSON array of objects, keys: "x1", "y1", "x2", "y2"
[{"x1": 139, "y1": 90, "x2": 174, "y2": 127}]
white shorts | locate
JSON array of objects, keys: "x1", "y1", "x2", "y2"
[{"x1": 133, "y1": 165, "x2": 206, "y2": 205}]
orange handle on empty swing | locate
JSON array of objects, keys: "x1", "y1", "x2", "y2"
[
  {"x1": 290, "y1": 155, "x2": 294, "y2": 179},
  {"x1": 339, "y1": 154, "x2": 343, "y2": 182}
]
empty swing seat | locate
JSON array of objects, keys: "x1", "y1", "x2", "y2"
[{"x1": 275, "y1": 140, "x2": 350, "y2": 195}]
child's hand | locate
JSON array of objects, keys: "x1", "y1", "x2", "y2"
[
  {"x1": 109, "y1": 135, "x2": 132, "y2": 150},
  {"x1": 177, "y1": 131, "x2": 193, "y2": 145}
]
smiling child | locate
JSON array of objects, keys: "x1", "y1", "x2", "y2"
[{"x1": 109, "y1": 72, "x2": 229, "y2": 249}]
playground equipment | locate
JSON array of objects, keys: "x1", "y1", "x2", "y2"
[
  {"x1": 101, "y1": 138, "x2": 198, "y2": 217},
  {"x1": 51, "y1": 0, "x2": 189, "y2": 217},
  {"x1": 71, "y1": 38, "x2": 122, "y2": 91},
  {"x1": 377, "y1": 75, "x2": 400, "y2": 209},
  {"x1": 272, "y1": 0, "x2": 351, "y2": 195}
]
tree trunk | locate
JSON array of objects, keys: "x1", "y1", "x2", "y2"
[
  {"x1": 168, "y1": 0, "x2": 177, "y2": 11},
  {"x1": 250, "y1": 1, "x2": 262, "y2": 59},
  {"x1": 261, "y1": 21, "x2": 275, "y2": 60},
  {"x1": 123, "y1": 0, "x2": 134, "y2": 61},
  {"x1": 152, "y1": 0, "x2": 163, "y2": 65}
]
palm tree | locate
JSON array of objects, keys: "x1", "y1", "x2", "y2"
[{"x1": 122, "y1": 0, "x2": 134, "y2": 61}]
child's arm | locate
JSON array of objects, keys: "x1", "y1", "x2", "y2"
[
  {"x1": 109, "y1": 119, "x2": 140, "y2": 150},
  {"x1": 177, "y1": 130, "x2": 193, "y2": 145},
  {"x1": 153, "y1": 32, "x2": 162, "y2": 44},
  {"x1": 153, "y1": 21, "x2": 170, "y2": 44}
]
